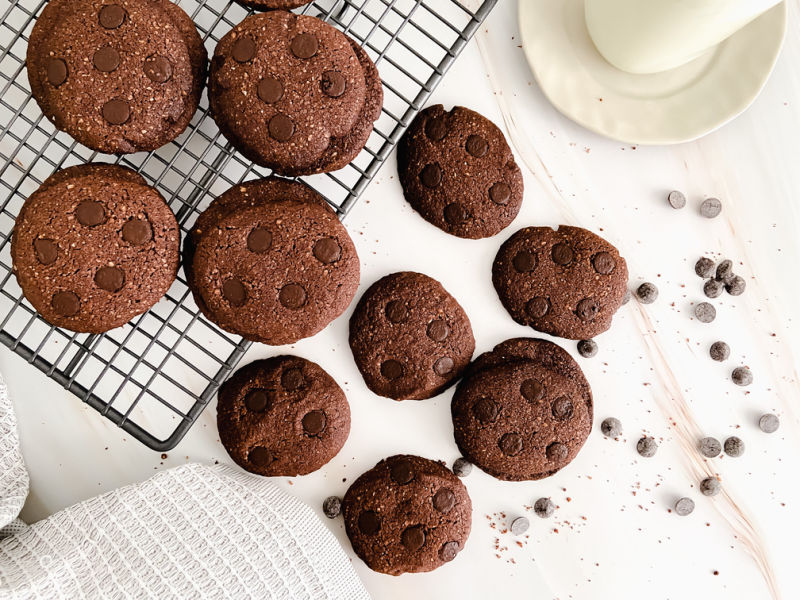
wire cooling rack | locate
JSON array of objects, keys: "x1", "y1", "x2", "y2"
[{"x1": 0, "y1": 0, "x2": 497, "y2": 451}]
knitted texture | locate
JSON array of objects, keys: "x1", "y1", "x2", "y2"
[{"x1": 0, "y1": 376, "x2": 28, "y2": 540}]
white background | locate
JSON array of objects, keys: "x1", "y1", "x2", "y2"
[{"x1": 4, "y1": 1, "x2": 800, "y2": 598}]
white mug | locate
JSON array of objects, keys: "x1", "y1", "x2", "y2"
[{"x1": 585, "y1": 0, "x2": 784, "y2": 74}]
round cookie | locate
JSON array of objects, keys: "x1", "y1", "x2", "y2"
[
  {"x1": 348, "y1": 272, "x2": 475, "y2": 400},
  {"x1": 492, "y1": 226, "x2": 628, "y2": 339},
  {"x1": 209, "y1": 11, "x2": 382, "y2": 175},
  {"x1": 397, "y1": 105, "x2": 523, "y2": 239},
  {"x1": 217, "y1": 355, "x2": 350, "y2": 477},
  {"x1": 342, "y1": 455, "x2": 472, "y2": 575},
  {"x1": 27, "y1": 0, "x2": 206, "y2": 154},
  {"x1": 11, "y1": 163, "x2": 179, "y2": 333},
  {"x1": 451, "y1": 358, "x2": 592, "y2": 481},
  {"x1": 186, "y1": 185, "x2": 359, "y2": 345}
]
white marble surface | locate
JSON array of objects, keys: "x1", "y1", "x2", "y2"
[{"x1": 3, "y1": 1, "x2": 800, "y2": 598}]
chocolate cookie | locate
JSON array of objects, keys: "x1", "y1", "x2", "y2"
[
  {"x1": 451, "y1": 339, "x2": 593, "y2": 481},
  {"x1": 209, "y1": 11, "x2": 382, "y2": 176},
  {"x1": 11, "y1": 163, "x2": 180, "y2": 333},
  {"x1": 348, "y1": 272, "x2": 475, "y2": 400},
  {"x1": 186, "y1": 179, "x2": 359, "y2": 344},
  {"x1": 492, "y1": 226, "x2": 628, "y2": 339},
  {"x1": 342, "y1": 455, "x2": 472, "y2": 575},
  {"x1": 217, "y1": 355, "x2": 350, "y2": 477},
  {"x1": 27, "y1": 0, "x2": 207, "y2": 154},
  {"x1": 397, "y1": 105, "x2": 523, "y2": 239}
]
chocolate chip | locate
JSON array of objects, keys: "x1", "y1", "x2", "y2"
[
  {"x1": 520, "y1": 378, "x2": 545, "y2": 402},
  {"x1": 637, "y1": 436, "x2": 658, "y2": 457},
  {"x1": 674, "y1": 497, "x2": 694, "y2": 516},
  {"x1": 244, "y1": 389, "x2": 269, "y2": 412},
  {"x1": 222, "y1": 278, "x2": 246, "y2": 306},
  {"x1": 94, "y1": 266, "x2": 124, "y2": 292},
  {"x1": 258, "y1": 76, "x2": 283, "y2": 103},
  {"x1": 281, "y1": 367, "x2": 305, "y2": 391},
  {"x1": 439, "y1": 541, "x2": 459, "y2": 562},
  {"x1": 143, "y1": 56, "x2": 172, "y2": 83},
  {"x1": 247, "y1": 228, "x2": 272, "y2": 253},
  {"x1": 723, "y1": 436, "x2": 744, "y2": 457},
  {"x1": 636, "y1": 282, "x2": 658, "y2": 304},
  {"x1": 489, "y1": 182, "x2": 511, "y2": 205},
  {"x1": 725, "y1": 275, "x2": 746, "y2": 296},
  {"x1": 698, "y1": 436, "x2": 721, "y2": 458},
  {"x1": 232, "y1": 36, "x2": 256, "y2": 62},
  {"x1": 499, "y1": 433, "x2": 524, "y2": 456},
  {"x1": 700, "y1": 477, "x2": 720, "y2": 496},
  {"x1": 46, "y1": 58, "x2": 67, "y2": 86},
  {"x1": 709, "y1": 341, "x2": 729, "y2": 362},
  {"x1": 93, "y1": 46, "x2": 120, "y2": 72},
  {"x1": 420, "y1": 163, "x2": 442, "y2": 188},
  {"x1": 313, "y1": 237, "x2": 341, "y2": 264},
  {"x1": 380, "y1": 359, "x2": 403, "y2": 380},
  {"x1": 323, "y1": 496, "x2": 341, "y2": 518},
  {"x1": 512, "y1": 251, "x2": 536, "y2": 273},
  {"x1": 551, "y1": 397, "x2": 574, "y2": 420},
  {"x1": 546, "y1": 441, "x2": 568, "y2": 461},
  {"x1": 695, "y1": 257, "x2": 715, "y2": 278},
  {"x1": 302, "y1": 410, "x2": 326, "y2": 435},
  {"x1": 473, "y1": 397, "x2": 499, "y2": 423},
  {"x1": 694, "y1": 302, "x2": 716, "y2": 323},
  {"x1": 99, "y1": 4, "x2": 126, "y2": 29},
  {"x1": 51, "y1": 291, "x2": 79, "y2": 316},
  {"x1": 291, "y1": 33, "x2": 319, "y2": 59},
  {"x1": 526, "y1": 297, "x2": 549, "y2": 318},
  {"x1": 401, "y1": 525, "x2": 425, "y2": 551},
  {"x1": 279, "y1": 283, "x2": 306, "y2": 309},
  {"x1": 443, "y1": 202, "x2": 468, "y2": 224},
  {"x1": 576, "y1": 298, "x2": 600, "y2": 321},
  {"x1": 510, "y1": 516, "x2": 529, "y2": 535},
  {"x1": 426, "y1": 319, "x2": 449, "y2": 341},
  {"x1": 465, "y1": 134, "x2": 488, "y2": 157},
  {"x1": 390, "y1": 459, "x2": 414, "y2": 484},
  {"x1": 358, "y1": 510, "x2": 381, "y2": 534},
  {"x1": 433, "y1": 488, "x2": 456, "y2": 513},
  {"x1": 700, "y1": 198, "x2": 722, "y2": 218},
  {"x1": 715, "y1": 259, "x2": 734, "y2": 282},
  {"x1": 452, "y1": 457, "x2": 472, "y2": 477},
  {"x1": 385, "y1": 300, "x2": 408, "y2": 323},
  {"x1": 703, "y1": 278, "x2": 724, "y2": 298},
  {"x1": 269, "y1": 114, "x2": 294, "y2": 141},
  {"x1": 577, "y1": 339, "x2": 598, "y2": 358},
  {"x1": 592, "y1": 252, "x2": 616, "y2": 274},
  {"x1": 433, "y1": 357, "x2": 454, "y2": 376},
  {"x1": 102, "y1": 99, "x2": 130, "y2": 125},
  {"x1": 248, "y1": 446, "x2": 273, "y2": 466},
  {"x1": 600, "y1": 417, "x2": 622, "y2": 438},
  {"x1": 758, "y1": 413, "x2": 779, "y2": 433},
  {"x1": 731, "y1": 366, "x2": 752, "y2": 386},
  {"x1": 321, "y1": 70, "x2": 346, "y2": 97},
  {"x1": 425, "y1": 116, "x2": 447, "y2": 141},
  {"x1": 75, "y1": 200, "x2": 106, "y2": 226},
  {"x1": 533, "y1": 497, "x2": 555, "y2": 518},
  {"x1": 551, "y1": 243, "x2": 574, "y2": 265},
  {"x1": 122, "y1": 218, "x2": 152, "y2": 244},
  {"x1": 33, "y1": 239, "x2": 57, "y2": 265},
  {"x1": 667, "y1": 190, "x2": 686, "y2": 209}
]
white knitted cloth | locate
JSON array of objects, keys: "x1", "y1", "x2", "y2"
[{"x1": 0, "y1": 376, "x2": 369, "y2": 600}]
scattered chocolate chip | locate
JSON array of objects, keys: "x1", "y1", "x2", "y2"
[
  {"x1": 75, "y1": 200, "x2": 106, "y2": 226},
  {"x1": 667, "y1": 190, "x2": 686, "y2": 209},
  {"x1": 577, "y1": 339, "x2": 598, "y2": 358},
  {"x1": 33, "y1": 239, "x2": 57, "y2": 265},
  {"x1": 98, "y1": 4, "x2": 126, "y2": 29},
  {"x1": 426, "y1": 319, "x2": 449, "y2": 342},
  {"x1": 143, "y1": 56, "x2": 172, "y2": 83},
  {"x1": 698, "y1": 437, "x2": 721, "y2": 458},
  {"x1": 94, "y1": 266, "x2": 124, "y2": 292},
  {"x1": 533, "y1": 497, "x2": 555, "y2": 518},
  {"x1": 222, "y1": 278, "x2": 247, "y2": 306},
  {"x1": 93, "y1": 46, "x2": 120, "y2": 72},
  {"x1": 703, "y1": 278, "x2": 724, "y2": 298},
  {"x1": 700, "y1": 198, "x2": 722, "y2": 218},
  {"x1": 51, "y1": 291, "x2": 80, "y2": 316},
  {"x1": 433, "y1": 357, "x2": 454, "y2": 376},
  {"x1": 520, "y1": 378, "x2": 545, "y2": 402},
  {"x1": 723, "y1": 436, "x2": 745, "y2": 457},
  {"x1": 291, "y1": 33, "x2": 319, "y2": 59},
  {"x1": 592, "y1": 252, "x2": 616, "y2": 274},
  {"x1": 500, "y1": 433, "x2": 524, "y2": 456},
  {"x1": 489, "y1": 182, "x2": 511, "y2": 205},
  {"x1": 695, "y1": 257, "x2": 715, "y2": 278},
  {"x1": 102, "y1": 99, "x2": 130, "y2": 125},
  {"x1": 510, "y1": 516, "x2": 529, "y2": 535},
  {"x1": 452, "y1": 457, "x2": 472, "y2": 477},
  {"x1": 575, "y1": 298, "x2": 600, "y2": 322},
  {"x1": 551, "y1": 397, "x2": 574, "y2": 420},
  {"x1": 358, "y1": 510, "x2": 381, "y2": 534},
  {"x1": 278, "y1": 283, "x2": 306, "y2": 309},
  {"x1": 380, "y1": 359, "x2": 403, "y2": 380},
  {"x1": 313, "y1": 237, "x2": 341, "y2": 264},
  {"x1": 419, "y1": 163, "x2": 442, "y2": 188},
  {"x1": 122, "y1": 218, "x2": 151, "y2": 244},
  {"x1": 249, "y1": 446, "x2": 273, "y2": 466},
  {"x1": 323, "y1": 496, "x2": 341, "y2": 518},
  {"x1": 637, "y1": 436, "x2": 658, "y2": 457},
  {"x1": 302, "y1": 410, "x2": 326, "y2": 435},
  {"x1": 526, "y1": 297, "x2": 550, "y2": 318},
  {"x1": 758, "y1": 413, "x2": 779, "y2": 434},
  {"x1": 433, "y1": 488, "x2": 456, "y2": 513},
  {"x1": 731, "y1": 367, "x2": 753, "y2": 386},
  {"x1": 700, "y1": 477, "x2": 721, "y2": 497},
  {"x1": 401, "y1": 525, "x2": 425, "y2": 550},
  {"x1": 46, "y1": 58, "x2": 67, "y2": 86},
  {"x1": 424, "y1": 116, "x2": 447, "y2": 141},
  {"x1": 725, "y1": 275, "x2": 746, "y2": 296},
  {"x1": 512, "y1": 251, "x2": 536, "y2": 273},
  {"x1": 244, "y1": 389, "x2": 269, "y2": 412},
  {"x1": 443, "y1": 202, "x2": 468, "y2": 224},
  {"x1": 321, "y1": 70, "x2": 346, "y2": 97},
  {"x1": 465, "y1": 135, "x2": 489, "y2": 157},
  {"x1": 258, "y1": 76, "x2": 284, "y2": 103},
  {"x1": 694, "y1": 302, "x2": 716, "y2": 323},
  {"x1": 636, "y1": 282, "x2": 658, "y2": 304},
  {"x1": 232, "y1": 36, "x2": 256, "y2": 62},
  {"x1": 709, "y1": 341, "x2": 730, "y2": 362},
  {"x1": 715, "y1": 259, "x2": 734, "y2": 282},
  {"x1": 439, "y1": 541, "x2": 459, "y2": 562},
  {"x1": 601, "y1": 417, "x2": 622, "y2": 438},
  {"x1": 546, "y1": 441, "x2": 568, "y2": 461},
  {"x1": 247, "y1": 228, "x2": 272, "y2": 253},
  {"x1": 551, "y1": 243, "x2": 574, "y2": 266},
  {"x1": 390, "y1": 459, "x2": 414, "y2": 484},
  {"x1": 674, "y1": 497, "x2": 695, "y2": 516},
  {"x1": 281, "y1": 368, "x2": 305, "y2": 391},
  {"x1": 473, "y1": 398, "x2": 499, "y2": 423},
  {"x1": 385, "y1": 300, "x2": 408, "y2": 323},
  {"x1": 269, "y1": 114, "x2": 294, "y2": 141}
]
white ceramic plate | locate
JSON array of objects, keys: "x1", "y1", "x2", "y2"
[{"x1": 518, "y1": 0, "x2": 787, "y2": 145}]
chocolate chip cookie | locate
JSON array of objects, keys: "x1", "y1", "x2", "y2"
[
  {"x1": 342, "y1": 455, "x2": 472, "y2": 575},
  {"x1": 27, "y1": 0, "x2": 207, "y2": 154},
  {"x1": 185, "y1": 178, "x2": 359, "y2": 344},
  {"x1": 11, "y1": 163, "x2": 179, "y2": 333},
  {"x1": 397, "y1": 105, "x2": 523, "y2": 239},
  {"x1": 348, "y1": 272, "x2": 475, "y2": 400},
  {"x1": 452, "y1": 337, "x2": 593, "y2": 481},
  {"x1": 209, "y1": 11, "x2": 382, "y2": 176},
  {"x1": 492, "y1": 226, "x2": 628, "y2": 339},
  {"x1": 217, "y1": 355, "x2": 350, "y2": 477}
]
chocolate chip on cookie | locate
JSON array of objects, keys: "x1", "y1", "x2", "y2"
[
  {"x1": 492, "y1": 226, "x2": 628, "y2": 339},
  {"x1": 397, "y1": 105, "x2": 524, "y2": 239},
  {"x1": 217, "y1": 356, "x2": 350, "y2": 477},
  {"x1": 349, "y1": 272, "x2": 475, "y2": 400},
  {"x1": 11, "y1": 164, "x2": 179, "y2": 333},
  {"x1": 342, "y1": 455, "x2": 472, "y2": 575}
]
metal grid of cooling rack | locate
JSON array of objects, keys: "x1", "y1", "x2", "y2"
[{"x1": 0, "y1": 0, "x2": 497, "y2": 451}]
